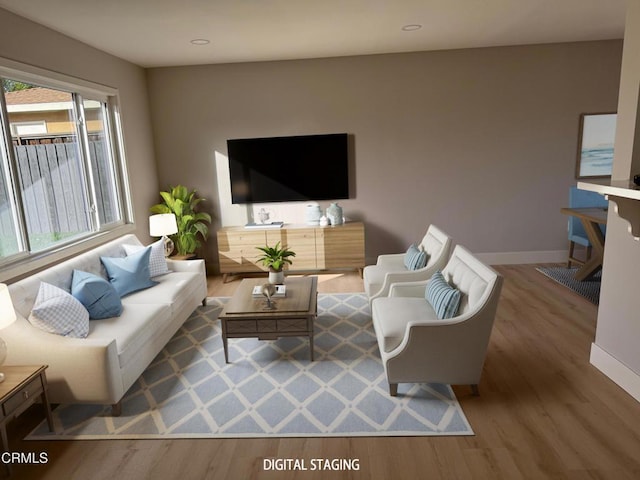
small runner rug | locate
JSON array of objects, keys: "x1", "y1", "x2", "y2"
[
  {"x1": 536, "y1": 267, "x2": 601, "y2": 304},
  {"x1": 27, "y1": 293, "x2": 473, "y2": 440}
]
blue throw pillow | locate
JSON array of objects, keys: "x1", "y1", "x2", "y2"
[
  {"x1": 426, "y1": 271, "x2": 461, "y2": 319},
  {"x1": 404, "y1": 244, "x2": 427, "y2": 270},
  {"x1": 100, "y1": 246, "x2": 158, "y2": 297},
  {"x1": 71, "y1": 270, "x2": 123, "y2": 319}
]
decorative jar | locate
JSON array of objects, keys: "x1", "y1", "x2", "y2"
[
  {"x1": 326, "y1": 202, "x2": 343, "y2": 226},
  {"x1": 305, "y1": 204, "x2": 322, "y2": 225}
]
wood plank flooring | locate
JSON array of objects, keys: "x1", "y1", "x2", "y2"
[{"x1": 7, "y1": 266, "x2": 640, "y2": 479}]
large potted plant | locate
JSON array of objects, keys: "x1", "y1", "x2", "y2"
[
  {"x1": 256, "y1": 242, "x2": 296, "y2": 284},
  {"x1": 150, "y1": 185, "x2": 212, "y2": 258}
]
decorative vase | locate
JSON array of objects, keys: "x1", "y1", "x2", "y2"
[
  {"x1": 319, "y1": 215, "x2": 329, "y2": 227},
  {"x1": 326, "y1": 202, "x2": 343, "y2": 226},
  {"x1": 305, "y1": 204, "x2": 322, "y2": 225},
  {"x1": 269, "y1": 269, "x2": 285, "y2": 285}
]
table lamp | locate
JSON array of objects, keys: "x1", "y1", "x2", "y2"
[
  {"x1": 0, "y1": 283, "x2": 17, "y2": 383},
  {"x1": 149, "y1": 213, "x2": 178, "y2": 257}
]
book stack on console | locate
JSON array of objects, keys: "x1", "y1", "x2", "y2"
[
  {"x1": 252, "y1": 284, "x2": 286, "y2": 298},
  {"x1": 244, "y1": 222, "x2": 284, "y2": 229}
]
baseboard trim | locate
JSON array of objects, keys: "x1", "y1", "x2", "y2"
[
  {"x1": 590, "y1": 343, "x2": 640, "y2": 403},
  {"x1": 475, "y1": 250, "x2": 567, "y2": 265}
]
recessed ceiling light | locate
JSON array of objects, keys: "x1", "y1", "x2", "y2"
[
  {"x1": 401, "y1": 24, "x2": 422, "y2": 32},
  {"x1": 190, "y1": 39, "x2": 210, "y2": 45}
]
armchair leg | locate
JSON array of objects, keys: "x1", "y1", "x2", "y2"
[
  {"x1": 471, "y1": 384, "x2": 480, "y2": 396},
  {"x1": 389, "y1": 383, "x2": 398, "y2": 396}
]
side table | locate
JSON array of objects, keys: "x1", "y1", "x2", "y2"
[{"x1": 0, "y1": 365, "x2": 54, "y2": 475}]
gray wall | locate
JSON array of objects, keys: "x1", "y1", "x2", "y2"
[
  {"x1": 0, "y1": 8, "x2": 158, "y2": 250},
  {"x1": 147, "y1": 41, "x2": 622, "y2": 271}
]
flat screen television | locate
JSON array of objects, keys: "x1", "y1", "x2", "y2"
[{"x1": 227, "y1": 133, "x2": 349, "y2": 204}]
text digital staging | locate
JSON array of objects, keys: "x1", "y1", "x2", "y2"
[{"x1": 263, "y1": 458, "x2": 360, "y2": 471}]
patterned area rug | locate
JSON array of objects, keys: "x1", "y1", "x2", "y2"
[
  {"x1": 27, "y1": 293, "x2": 472, "y2": 439},
  {"x1": 536, "y1": 267, "x2": 601, "y2": 304}
]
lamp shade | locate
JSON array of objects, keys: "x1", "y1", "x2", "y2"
[
  {"x1": 0, "y1": 284, "x2": 16, "y2": 330},
  {"x1": 149, "y1": 214, "x2": 178, "y2": 237}
]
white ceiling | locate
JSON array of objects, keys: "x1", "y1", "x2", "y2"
[{"x1": 0, "y1": 0, "x2": 628, "y2": 68}]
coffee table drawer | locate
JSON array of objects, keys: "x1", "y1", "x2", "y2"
[
  {"x1": 257, "y1": 320, "x2": 277, "y2": 332},
  {"x1": 278, "y1": 319, "x2": 308, "y2": 332},
  {"x1": 226, "y1": 320, "x2": 257, "y2": 333}
]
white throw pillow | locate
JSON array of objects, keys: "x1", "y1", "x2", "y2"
[
  {"x1": 29, "y1": 282, "x2": 90, "y2": 338},
  {"x1": 123, "y1": 238, "x2": 170, "y2": 277}
]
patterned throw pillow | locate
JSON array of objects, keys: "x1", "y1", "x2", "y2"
[
  {"x1": 29, "y1": 282, "x2": 90, "y2": 338},
  {"x1": 122, "y1": 238, "x2": 170, "y2": 277},
  {"x1": 101, "y1": 246, "x2": 158, "y2": 297},
  {"x1": 426, "y1": 271, "x2": 461, "y2": 319},
  {"x1": 71, "y1": 270, "x2": 123, "y2": 320},
  {"x1": 404, "y1": 244, "x2": 428, "y2": 270}
]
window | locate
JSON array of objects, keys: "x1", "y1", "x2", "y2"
[{"x1": 0, "y1": 62, "x2": 131, "y2": 266}]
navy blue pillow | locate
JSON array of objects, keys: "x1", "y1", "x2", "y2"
[
  {"x1": 71, "y1": 270, "x2": 123, "y2": 319},
  {"x1": 100, "y1": 246, "x2": 158, "y2": 297}
]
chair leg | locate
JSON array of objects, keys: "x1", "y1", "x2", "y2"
[
  {"x1": 471, "y1": 384, "x2": 480, "y2": 396},
  {"x1": 389, "y1": 383, "x2": 398, "y2": 396},
  {"x1": 568, "y1": 241, "x2": 575, "y2": 268},
  {"x1": 586, "y1": 245, "x2": 592, "y2": 262},
  {"x1": 111, "y1": 401, "x2": 122, "y2": 416}
]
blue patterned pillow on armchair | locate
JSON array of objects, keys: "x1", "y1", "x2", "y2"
[{"x1": 404, "y1": 244, "x2": 427, "y2": 270}]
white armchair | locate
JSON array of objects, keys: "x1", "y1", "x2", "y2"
[
  {"x1": 371, "y1": 245, "x2": 503, "y2": 396},
  {"x1": 363, "y1": 225, "x2": 452, "y2": 303}
]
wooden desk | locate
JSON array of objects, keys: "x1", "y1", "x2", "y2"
[{"x1": 561, "y1": 207, "x2": 608, "y2": 281}]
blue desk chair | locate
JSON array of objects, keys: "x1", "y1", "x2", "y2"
[{"x1": 568, "y1": 186, "x2": 608, "y2": 268}]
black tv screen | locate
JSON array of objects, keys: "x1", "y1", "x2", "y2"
[{"x1": 227, "y1": 133, "x2": 349, "y2": 204}]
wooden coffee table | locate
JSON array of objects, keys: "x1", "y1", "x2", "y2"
[{"x1": 219, "y1": 277, "x2": 318, "y2": 362}]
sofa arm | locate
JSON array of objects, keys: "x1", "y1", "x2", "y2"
[
  {"x1": 388, "y1": 280, "x2": 429, "y2": 298},
  {"x1": 3, "y1": 316, "x2": 123, "y2": 404},
  {"x1": 167, "y1": 258, "x2": 206, "y2": 275}
]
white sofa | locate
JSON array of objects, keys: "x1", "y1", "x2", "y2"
[
  {"x1": 371, "y1": 245, "x2": 503, "y2": 396},
  {"x1": 363, "y1": 224, "x2": 452, "y2": 303},
  {"x1": 4, "y1": 234, "x2": 207, "y2": 413}
]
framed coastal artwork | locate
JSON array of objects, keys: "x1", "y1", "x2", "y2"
[{"x1": 575, "y1": 112, "x2": 617, "y2": 179}]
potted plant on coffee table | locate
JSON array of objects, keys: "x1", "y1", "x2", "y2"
[
  {"x1": 256, "y1": 242, "x2": 296, "y2": 284},
  {"x1": 150, "y1": 185, "x2": 212, "y2": 258}
]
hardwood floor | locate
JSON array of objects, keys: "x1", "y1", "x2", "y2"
[{"x1": 8, "y1": 266, "x2": 640, "y2": 479}]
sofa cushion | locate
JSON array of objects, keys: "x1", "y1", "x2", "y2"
[
  {"x1": 71, "y1": 270, "x2": 123, "y2": 320},
  {"x1": 404, "y1": 244, "x2": 427, "y2": 270},
  {"x1": 29, "y1": 282, "x2": 90, "y2": 338},
  {"x1": 122, "y1": 239, "x2": 170, "y2": 278},
  {"x1": 88, "y1": 302, "x2": 172, "y2": 368},
  {"x1": 122, "y1": 271, "x2": 204, "y2": 315},
  {"x1": 372, "y1": 297, "x2": 438, "y2": 353},
  {"x1": 426, "y1": 271, "x2": 461, "y2": 319},
  {"x1": 101, "y1": 246, "x2": 158, "y2": 297}
]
